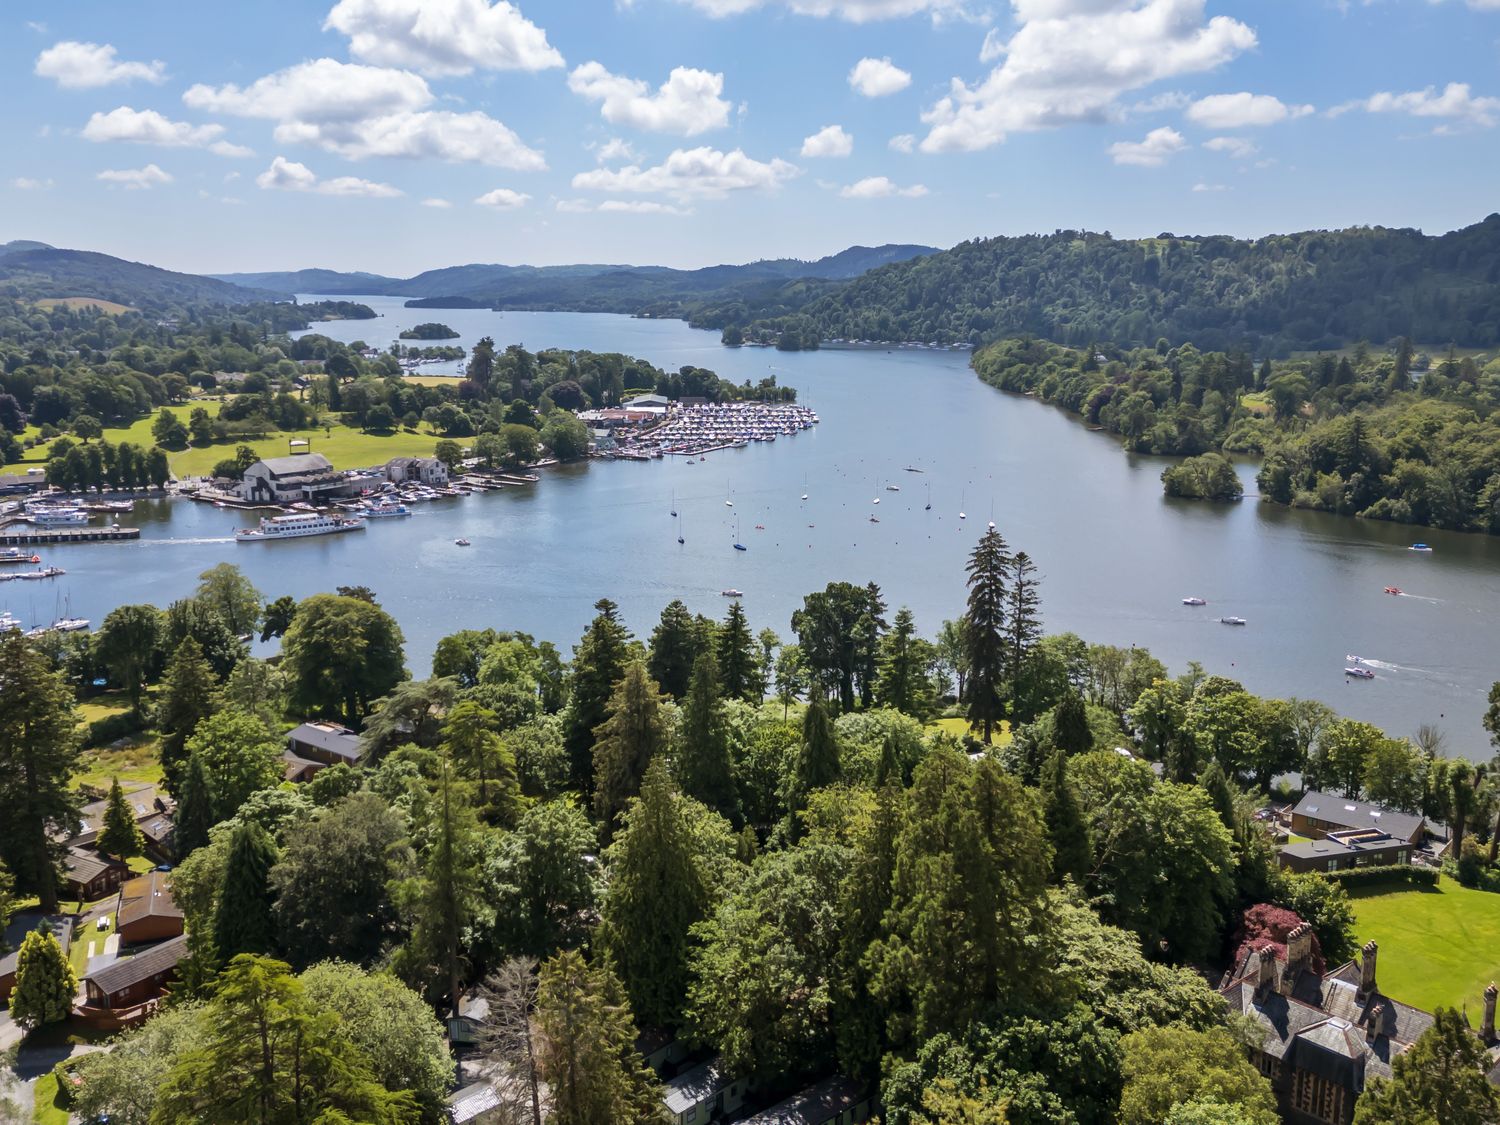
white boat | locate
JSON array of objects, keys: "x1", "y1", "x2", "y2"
[
  {"x1": 1182, "y1": 596, "x2": 1207, "y2": 606},
  {"x1": 360, "y1": 501, "x2": 411, "y2": 518},
  {"x1": 1408, "y1": 543, "x2": 1433, "y2": 553},
  {"x1": 30, "y1": 508, "x2": 88, "y2": 525},
  {"x1": 885, "y1": 484, "x2": 900, "y2": 492},
  {"x1": 1345, "y1": 666, "x2": 1375, "y2": 680},
  {"x1": 0, "y1": 611, "x2": 19, "y2": 631},
  {"x1": 1345, "y1": 654, "x2": 1366, "y2": 664},
  {"x1": 1220, "y1": 616, "x2": 1247, "y2": 626},
  {"x1": 720, "y1": 589, "x2": 743, "y2": 598},
  {"x1": 0, "y1": 549, "x2": 41, "y2": 564},
  {"x1": 455, "y1": 538, "x2": 471, "y2": 546},
  {"x1": 235, "y1": 512, "x2": 366, "y2": 542},
  {"x1": 53, "y1": 617, "x2": 90, "y2": 632}
]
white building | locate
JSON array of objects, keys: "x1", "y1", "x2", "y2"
[
  {"x1": 239, "y1": 453, "x2": 352, "y2": 504},
  {"x1": 385, "y1": 456, "x2": 450, "y2": 486}
]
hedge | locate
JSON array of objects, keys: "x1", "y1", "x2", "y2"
[
  {"x1": 1326, "y1": 865, "x2": 1440, "y2": 890},
  {"x1": 84, "y1": 711, "x2": 146, "y2": 748}
]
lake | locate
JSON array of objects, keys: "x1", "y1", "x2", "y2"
[{"x1": 9, "y1": 296, "x2": 1498, "y2": 755}]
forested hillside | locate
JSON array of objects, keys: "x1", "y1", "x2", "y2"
[{"x1": 0, "y1": 246, "x2": 286, "y2": 308}]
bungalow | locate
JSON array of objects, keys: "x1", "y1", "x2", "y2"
[
  {"x1": 742, "y1": 1077, "x2": 875, "y2": 1125},
  {"x1": 239, "y1": 453, "x2": 354, "y2": 504},
  {"x1": 1289, "y1": 792, "x2": 1425, "y2": 847},
  {"x1": 287, "y1": 720, "x2": 364, "y2": 768},
  {"x1": 115, "y1": 871, "x2": 184, "y2": 944},
  {"x1": 386, "y1": 456, "x2": 450, "y2": 487},
  {"x1": 1279, "y1": 829, "x2": 1413, "y2": 874},
  {"x1": 639, "y1": 1029, "x2": 691, "y2": 1075},
  {"x1": 81, "y1": 932, "x2": 189, "y2": 1016},
  {"x1": 0, "y1": 916, "x2": 72, "y2": 1003},
  {"x1": 63, "y1": 847, "x2": 129, "y2": 901},
  {"x1": 69, "y1": 784, "x2": 176, "y2": 863},
  {"x1": 663, "y1": 1058, "x2": 747, "y2": 1125}
]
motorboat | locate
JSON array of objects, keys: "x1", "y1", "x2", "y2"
[
  {"x1": 236, "y1": 512, "x2": 366, "y2": 542},
  {"x1": 886, "y1": 484, "x2": 901, "y2": 492},
  {"x1": 1346, "y1": 654, "x2": 1366, "y2": 664},
  {"x1": 1182, "y1": 597, "x2": 1207, "y2": 606},
  {"x1": 721, "y1": 589, "x2": 743, "y2": 597},
  {"x1": 360, "y1": 501, "x2": 411, "y2": 519},
  {"x1": 1384, "y1": 586, "x2": 1402, "y2": 595},
  {"x1": 53, "y1": 617, "x2": 90, "y2": 632},
  {"x1": 1219, "y1": 616, "x2": 1247, "y2": 626},
  {"x1": 1345, "y1": 666, "x2": 1376, "y2": 680},
  {"x1": 1409, "y1": 543, "x2": 1433, "y2": 553},
  {"x1": 733, "y1": 543, "x2": 747, "y2": 551},
  {"x1": 455, "y1": 538, "x2": 471, "y2": 546}
]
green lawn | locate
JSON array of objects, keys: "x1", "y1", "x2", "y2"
[
  {"x1": 1350, "y1": 880, "x2": 1500, "y2": 1016},
  {"x1": 31, "y1": 1073, "x2": 67, "y2": 1125},
  {"x1": 69, "y1": 911, "x2": 117, "y2": 975},
  {"x1": 927, "y1": 716, "x2": 1013, "y2": 747}
]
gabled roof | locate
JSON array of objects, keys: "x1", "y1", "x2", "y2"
[
  {"x1": 664, "y1": 1058, "x2": 733, "y2": 1114},
  {"x1": 0, "y1": 916, "x2": 72, "y2": 979},
  {"x1": 287, "y1": 721, "x2": 363, "y2": 763},
  {"x1": 252, "y1": 453, "x2": 335, "y2": 477},
  {"x1": 742, "y1": 1077, "x2": 866, "y2": 1124},
  {"x1": 64, "y1": 847, "x2": 125, "y2": 885},
  {"x1": 447, "y1": 1082, "x2": 500, "y2": 1123},
  {"x1": 86, "y1": 933, "x2": 188, "y2": 994},
  {"x1": 1292, "y1": 791, "x2": 1425, "y2": 841},
  {"x1": 116, "y1": 871, "x2": 182, "y2": 929}
]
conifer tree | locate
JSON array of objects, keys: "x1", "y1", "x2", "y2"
[
  {"x1": 963, "y1": 529, "x2": 1012, "y2": 742},
  {"x1": 157, "y1": 635, "x2": 218, "y2": 787},
  {"x1": 213, "y1": 820, "x2": 279, "y2": 962},
  {"x1": 1042, "y1": 751, "x2": 1092, "y2": 885},
  {"x1": 717, "y1": 601, "x2": 759, "y2": 702},
  {"x1": 876, "y1": 607, "x2": 935, "y2": 719},
  {"x1": 563, "y1": 599, "x2": 632, "y2": 793},
  {"x1": 9, "y1": 929, "x2": 77, "y2": 1029},
  {"x1": 1005, "y1": 551, "x2": 1045, "y2": 718},
  {"x1": 1199, "y1": 760, "x2": 1238, "y2": 832},
  {"x1": 591, "y1": 661, "x2": 669, "y2": 836},
  {"x1": 787, "y1": 698, "x2": 841, "y2": 816},
  {"x1": 677, "y1": 651, "x2": 739, "y2": 822},
  {"x1": 1053, "y1": 690, "x2": 1093, "y2": 755},
  {"x1": 646, "y1": 599, "x2": 700, "y2": 700},
  {"x1": 0, "y1": 861, "x2": 13, "y2": 954},
  {"x1": 442, "y1": 699, "x2": 520, "y2": 825},
  {"x1": 97, "y1": 777, "x2": 145, "y2": 861},
  {"x1": 173, "y1": 753, "x2": 214, "y2": 859}
]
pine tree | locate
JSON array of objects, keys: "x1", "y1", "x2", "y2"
[
  {"x1": 592, "y1": 661, "x2": 669, "y2": 836},
  {"x1": 1042, "y1": 751, "x2": 1092, "y2": 885},
  {"x1": 787, "y1": 699, "x2": 841, "y2": 816},
  {"x1": 677, "y1": 651, "x2": 740, "y2": 823},
  {"x1": 535, "y1": 950, "x2": 662, "y2": 1125},
  {"x1": 442, "y1": 700, "x2": 520, "y2": 825},
  {"x1": 1354, "y1": 1007, "x2": 1500, "y2": 1125},
  {"x1": 174, "y1": 753, "x2": 214, "y2": 859},
  {"x1": 0, "y1": 632, "x2": 80, "y2": 913},
  {"x1": 1005, "y1": 551, "x2": 1045, "y2": 719},
  {"x1": 563, "y1": 599, "x2": 632, "y2": 793},
  {"x1": 0, "y1": 861, "x2": 13, "y2": 955},
  {"x1": 646, "y1": 599, "x2": 701, "y2": 700},
  {"x1": 157, "y1": 635, "x2": 219, "y2": 788},
  {"x1": 9, "y1": 928, "x2": 77, "y2": 1029},
  {"x1": 963, "y1": 529, "x2": 1012, "y2": 742},
  {"x1": 97, "y1": 777, "x2": 145, "y2": 861},
  {"x1": 876, "y1": 607, "x2": 935, "y2": 719},
  {"x1": 716, "y1": 600, "x2": 758, "y2": 703},
  {"x1": 213, "y1": 820, "x2": 279, "y2": 962},
  {"x1": 1199, "y1": 760, "x2": 1238, "y2": 832},
  {"x1": 1053, "y1": 691, "x2": 1093, "y2": 755}
]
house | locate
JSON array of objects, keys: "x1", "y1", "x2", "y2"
[
  {"x1": 385, "y1": 456, "x2": 450, "y2": 486},
  {"x1": 0, "y1": 916, "x2": 72, "y2": 1003},
  {"x1": 741, "y1": 1077, "x2": 875, "y2": 1125},
  {"x1": 69, "y1": 785, "x2": 176, "y2": 863},
  {"x1": 1220, "y1": 929, "x2": 1434, "y2": 1124},
  {"x1": 239, "y1": 453, "x2": 354, "y2": 504},
  {"x1": 1279, "y1": 829, "x2": 1413, "y2": 874},
  {"x1": 639, "y1": 1029, "x2": 691, "y2": 1075},
  {"x1": 287, "y1": 720, "x2": 364, "y2": 768},
  {"x1": 81, "y1": 932, "x2": 189, "y2": 1021},
  {"x1": 1290, "y1": 792, "x2": 1425, "y2": 847},
  {"x1": 62, "y1": 847, "x2": 129, "y2": 901},
  {"x1": 663, "y1": 1058, "x2": 747, "y2": 1125},
  {"x1": 447, "y1": 1082, "x2": 502, "y2": 1124},
  {"x1": 282, "y1": 750, "x2": 324, "y2": 783},
  {"x1": 115, "y1": 871, "x2": 184, "y2": 944}
]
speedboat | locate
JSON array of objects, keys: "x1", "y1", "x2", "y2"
[
  {"x1": 733, "y1": 542, "x2": 747, "y2": 551},
  {"x1": 721, "y1": 589, "x2": 743, "y2": 597},
  {"x1": 1346, "y1": 654, "x2": 1366, "y2": 664},
  {"x1": 1384, "y1": 586, "x2": 1402, "y2": 595},
  {"x1": 454, "y1": 538, "x2": 471, "y2": 546},
  {"x1": 1409, "y1": 543, "x2": 1433, "y2": 553},
  {"x1": 1345, "y1": 666, "x2": 1375, "y2": 680},
  {"x1": 886, "y1": 484, "x2": 900, "y2": 492},
  {"x1": 1182, "y1": 597, "x2": 1207, "y2": 606},
  {"x1": 1220, "y1": 616, "x2": 1247, "y2": 626}
]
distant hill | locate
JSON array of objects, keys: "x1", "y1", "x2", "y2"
[
  {"x1": 0, "y1": 240, "x2": 54, "y2": 258},
  {"x1": 0, "y1": 246, "x2": 285, "y2": 307},
  {"x1": 209, "y1": 267, "x2": 402, "y2": 294}
]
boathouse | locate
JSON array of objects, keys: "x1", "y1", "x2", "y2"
[
  {"x1": 239, "y1": 453, "x2": 353, "y2": 504},
  {"x1": 385, "y1": 456, "x2": 449, "y2": 487}
]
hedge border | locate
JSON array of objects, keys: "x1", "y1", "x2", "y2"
[{"x1": 1326, "y1": 865, "x2": 1440, "y2": 889}]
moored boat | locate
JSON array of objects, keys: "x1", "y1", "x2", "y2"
[
  {"x1": 721, "y1": 588, "x2": 743, "y2": 597},
  {"x1": 1409, "y1": 543, "x2": 1433, "y2": 552},
  {"x1": 1219, "y1": 616, "x2": 1247, "y2": 626}
]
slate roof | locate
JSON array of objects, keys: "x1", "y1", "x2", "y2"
[
  {"x1": 86, "y1": 932, "x2": 188, "y2": 994},
  {"x1": 742, "y1": 1077, "x2": 867, "y2": 1124},
  {"x1": 288, "y1": 721, "x2": 363, "y2": 764},
  {"x1": 252, "y1": 453, "x2": 335, "y2": 477},
  {"x1": 63, "y1": 847, "x2": 124, "y2": 886},
  {"x1": 0, "y1": 917, "x2": 72, "y2": 980},
  {"x1": 1292, "y1": 791, "x2": 1425, "y2": 841},
  {"x1": 664, "y1": 1058, "x2": 732, "y2": 1115}
]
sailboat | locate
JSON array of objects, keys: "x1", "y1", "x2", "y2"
[
  {"x1": 670, "y1": 490, "x2": 677, "y2": 518},
  {"x1": 987, "y1": 501, "x2": 996, "y2": 531},
  {"x1": 924, "y1": 483, "x2": 932, "y2": 511},
  {"x1": 801, "y1": 473, "x2": 808, "y2": 502},
  {"x1": 677, "y1": 512, "x2": 685, "y2": 545},
  {"x1": 872, "y1": 478, "x2": 880, "y2": 505},
  {"x1": 733, "y1": 515, "x2": 747, "y2": 551},
  {"x1": 958, "y1": 487, "x2": 967, "y2": 520}
]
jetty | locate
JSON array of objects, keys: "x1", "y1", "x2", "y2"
[{"x1": 0, "y1": 526, "x2": 140, "y2": 545}]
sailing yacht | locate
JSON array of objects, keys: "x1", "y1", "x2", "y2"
[{"x1": 670, "y1": 490, "x2": 677, "y2": 518}]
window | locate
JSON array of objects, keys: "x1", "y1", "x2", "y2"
[
  {"x1": 1328, "y1": 860, "x2": 1337, "y2": 872},
  {"x1": 686, "y1": 1109, "x2": 696, "y2": 1123}
]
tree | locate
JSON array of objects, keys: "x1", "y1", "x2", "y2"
[
  {"x1": 360, "y1": 677, "x2": 458, "y2": 762},
  {"x1": 716, "y1": 600, "x2": 758, "y2": 702},
  {"x1": 98, "y1": 776, "x2": 146, "y2": 861},
  {"x1": 9, "y1": 928, "x2": 77, "y2": 1030},
  {"x1": 478, "y1": 957, "x2": 544, "y2": 1125},
  {"x1": 1354, "y1": 1007, "x2": 1500, "y2": 1125},
  {"x1": 0, "y1": 632, "x2": 79, "y2": 913},
  {"x1": 1311, "y1": 718, "x2": 1390, "y2": 797},
  {"x1": 0, "y1": 861, "x2": 13, "y2": 954},
  {"x1": 95, "y1": 603, "x2": 162, "y2": 714},
  {"x1": 935, "y1": 618, "x2": 969, "y2": 701},
  {"x1": 964, "y1": 529, "x2": 1013, "y2": 741},
  {"x1": 213, "y1": 819, "x2": 280, "y2": 962},
  {"x1": 563, "y1": 598, "x2": 631, "y2": 793},
  {"x1": 194, "y1": 563, "x2": 262, "y2": 638},
  {"x1": 535, "y1": 950, "x2": 662, "y2": 1125},
  {"x1": 1042, "y1": 751, "x2": 1091, "y2": 885},
  {"x1": 647, "y1": 599, "x2": 701, "y2": 699},
  {"x1": 876, "y1": 607, "x2": 936, "y2": 719},
  {"x1": 1119, "y1": 1025, "x2": 1277, "y2": 1125},
  {"x1": 774, "y1": 643, "x2": 807, "y2": 720},
  {"x1": 1053, "y1": 691, "x2": 1093, "y2": 755},
  {"x1": 157, "y1": 635, "x2": 219, "y2": 786},
  {"x1": 540, "y1": 413, "x2": 590, "y2": 461},
  {"x1": 792, "y1": 581, "x2": 886, "y2": 713},
  {"x1": 442, "y1": 699, "x2": 520, "y2": 823},
  {"x1": 185, "y1": 709, "x2": 283, "y2": 823},
  {"x1": 259, "y1": 594, "x2": 297, "y2": 642},
  {"x1": 601, "y1": 758, "x2": 737, "y2": 1029},
  {"x1": 484, "y1": 797, "x2": 597, "y2": 960},
  {"x1": 1005, "y1": 551, "x2": 1046, "y2": 717},
  {"x1": 591, "y1": 660, "x2": 669, "y2": 835},
  {"x1": 174, "y1": 753, "x2": 215, "y2": 859},
  {"x1": 677, "y1": 650, "x2": 739, "y2": 822},
  {"x1": 152, "y1": 407, "x2": 189, "y2": 449},
  {"x1": 282, "y1": 592, "x2": 407, "y2": 726},
  {"x1": 786, "y1": 698, "x2": 841, "y2": 816},
  {"x1": 73, "y1": 1002, "x2": 203, "y2": 1125}
]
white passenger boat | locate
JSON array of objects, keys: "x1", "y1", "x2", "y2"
[
  {"x1": 1182, "y1": 596, "x2": 1207, "y2": 606},
  {"x1": 30, "y1": 508, "x2": 89, "y2": 525},
  {"x1": 235, "y1": 512, "x2": 366, "y2": 542},
  {"x1": 360, "y1": 501, "x2": 411, "y2": 519}
]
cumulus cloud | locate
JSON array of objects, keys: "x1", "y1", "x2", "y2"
[
  {"x1": 82, "y1": 106, "x2": 246, "y2": 157},
  {"x1": 11, "y1": 177, "x2": 55, "y2": 190},
  {"x1": 571, "y1": 146, "x2": 799, "y2": 201},
  {"x1": 96, "y1": 164, "x2": 173, "y2": 190},
  {"x1": 1333, "y1": 82, "x2": 1500, "y2": 131},
  {"x1": 888, "y1": 133, "x2": 916, "y2": 152},
  {"x1": 668, "y1": 0, "x2": 968, "y2": 18},
  {"x1": 921, "y1": 0, "x2": 1256, "y2": 153},
  {"x1": 324, "y1": 0, "x2": 562, "y2": 76},
  {"x1": 801, "y1": 124, "x2": 854, "y2": 157},
  {"x1": 276, "y1": 110, "x2": 546, "y2": 169},
  {"x1": 474, "y1": 187, "x2": 531, "y2": 208},
  {"x1": 839, "y1": 175, "x2": 928, "y2": 198},
  {"x1": 1107, "y1": 125, "x2": 1187, "y2": 165},
  {"x1": 1203, "y1": 135, "x2": 1257, "y2": 158},
  {"x1": 255, "y1": 155, "x2": 402, "y2": 197},
  {"x1": 1186, "y1": 92, "x2": 1313, "y2": 128},
  {"x1": 184, "y1": 59, "x2": 432, "y2": 122},
  {"x1": 421, "y1": 197, "x2": 452, "y2": 207},
  {"x1": 567, "y1": 63, "x2": 731, "y2": 135},
  {"x1": 593, "y1": 138, "x2": 642, "y2": 164},
  {"x1": 35, "y1": 41, "x2": 165, "y2": 88},
  {"x1": 849, "y1": 57, "x2": 912, "y2": 97}
]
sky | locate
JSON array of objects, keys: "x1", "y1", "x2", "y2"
[{"x1": 3, "y1": 0, "x2": 1499, "y2": 276}]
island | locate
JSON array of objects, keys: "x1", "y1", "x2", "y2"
[{"x1": 398, "y1": 322, "x2": 460, "y2": 340}]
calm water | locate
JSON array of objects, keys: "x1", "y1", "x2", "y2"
[{"x1": 9, "y1": 297, "x2": 1498, "y2": 754}]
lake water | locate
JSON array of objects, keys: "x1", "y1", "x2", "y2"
[{"x1": 9, "y1": 296, "x2": 1499, "y2": 755}]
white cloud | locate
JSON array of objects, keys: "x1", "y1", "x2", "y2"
[
  {"x1": 921, "y1": 0, "x2": 1256, "y2": 153},
  {"x1": 255, "y1": 155, "x2": 402, "y2": 197},
  {"x1": 839, "y1": 175, "x2": 928, "y2": 198},
  {"x1": 1107, "y1": 125, "x2": 1187, "y2": 165},
  {"x1": 421, "y1": 197, "x2": 453, "y2": 207},
  {"x1": 96, "y1": 164, "x2": 173, "y2": 190},
  {"x1": 571, "y1": 146, "x2": 799, "y2": 201},
  {"x1": 1203, "y1": 135, "x2": 1257, "y2": 158},
  {"x1": 1186, "y1": 92, "x2": 1313, "y2": 128},
  {"x1": 980, "y1": 27, "x2": 1006, "y2": 62},
  {"x1": 567, "y1": 63, "x2": 731, "y2": 135},
  {"x1": 1334, "y1": 82, "x2": 1500, "y2": 131},
  {"x1": 669, "y1": 0, "x2": 968, "y2": 19},
  {"x1": 1192, "y1": 181, "x2": 1226, "y2": 191},
  {"x1": 184, "y1": 59, "x2": 432, "y2": 122},
  {"x1": 594, "y1": 138, "x2": 641, "y2": 164},
  {"x1": 475, "y1": 187, "x2": 531, "y2": 208},
  {"x1": 849, "y1": 57, "x2": 912, "y2": 97},
  {"x1": 599, "y1": 199, "x2": 687, "y2": 214},
  {"x1": 801, "y1": 124, "x2": 854, "y2": 157},
  {"x1": 888, "y1": 133, "x2": 916, "y2": 152},
  {"x1": 276, "y1": 110, "x2": 546, "y2": 169},
  {"x1": 81, "y1": 107, "x2": 242, "y2": 155},
  {"x1": 324, "y1": 0, "x2": 563, "y2": 76},
  {"x1": 11, "y1": 177, "x2": 55, "y2": 190},
  {"x1": 35, "y1": 41, "x2": 165, "y2": 89}
]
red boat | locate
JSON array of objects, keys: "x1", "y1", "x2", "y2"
[{"x1": 1384, "y1": 586, "x2": 1403, "y2": 595}]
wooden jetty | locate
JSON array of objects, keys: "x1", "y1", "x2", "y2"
[{"x1": 0, "y1": 526, "x2": 140, "y2": 545}]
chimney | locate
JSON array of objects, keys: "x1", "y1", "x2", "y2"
[
  {"x1": 1287, "y1": 923, "x2": 1314, "y2": 975},
  {"x1": 1359, "y1": 940, "x2": 1378, "y2": 998},
  {"x1": 1366, "y1": 1003, "x2": 1384, "y2": 1043},
  {"x1": 1484, "y1": 983, "x2": 1497, "y2": 1043},
  {"x1": 1256, "y1": 943, "x2": 1279, "y2": 994}
]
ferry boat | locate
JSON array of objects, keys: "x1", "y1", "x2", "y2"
[
  {"x1": 235, "y1": 512, "x2": 366, "y2": 542},
  {"x1": 720, "y1": 589, "x2": 743, "y2": 598},
  {"x1": 1182, "y1": 596, "x2": 1207, "y2": 606},
  {"x1": 1345, "y1": 666, "x2": 1375, "y2": 680},
  {"x1": 30, "y1": 508, "x2": 89, "y2": 525},
  {"x1": 1219, "y1": 616, "x2": 1247, "y2": 626},
  {"x1": 360, "y1": 501, "x2": 411, "y2": 519}
]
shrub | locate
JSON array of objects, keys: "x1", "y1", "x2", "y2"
[
  {"x1": 1325, "y1": 865, "x2": 1440, "y2": 890},
  {"x1": 85, "y1": 710, "x2": 148, "y2": 748}
]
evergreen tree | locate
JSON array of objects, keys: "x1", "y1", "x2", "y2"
[
  {"x1": 836, "y1": 776, "x2": 902, "y2": 1076},
  {"x1": 786, "y1": 698, "x2": 841, "y2": 817},
  {"x1": 442, "y1": 699, "x2": 520, "y2": 825},
  {"x1": 213, "y1": 820, "x2": 279, "y2": 962},
  {"x1": 1005, "y1": 551, "x2": 1045, "y2": 719},
  {"x1": 9, "y1": 928, "x2": 77, "y2": 1030},
  {"x1": 592, "y1": 661, "x2": 669, "y2": 836},
  {"x1": 157, "y1": 635, "x2": 218, "y2": 787},
  {"x1": 716, "y1": 601, "x2": 758, "y2": 702},
  {"x1": 0, "y1": 632, "x2": 80, "y2": 913},
  {"x1": 535, "y1": 950, "x2": 662, "y2": 1125},
  {"x1": 174, "y1": 753, "x2": 214, "y2": 859},
  {"x1": 647, "y1": 599, "x2": 700, "y2": 700},
  {"x1": 677, "y1": 651, "x2": 740, "y2": 822},
  {"x1": 1042, "y1": 751, "x2": 1092, "y2": 885},
  {"x1": 963, "y1": 529, "x2": 1012, "y2": 742},
  {"x1": 1053, "y1": 691, "x2": 1094, "y2": 755},
  {"x1": 0, "y1": 861, "x2": 13, "y2": 954},
  {"x1": 97, "y1": 777, "x2": 145, "y2": 861},
  {"x1": 1199, "y1": 760, "x2": 1238, "y2": 832},
  {"x1": 1354, "y1": 1007, "x2": 1500, "y2": 1125},
  {"x1": 563, "y1": 599, "x2": 632, "y2": 794},
  {"x1": 876, "y1": 607, "x2": 935, "y2": 718}
]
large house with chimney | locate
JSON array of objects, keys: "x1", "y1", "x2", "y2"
[{"x1": 1220, "y1": 928, "x2": 1436, "y2": 1124}]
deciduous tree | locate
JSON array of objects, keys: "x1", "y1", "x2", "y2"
[{"x1": 281, "y1": 593, "x2": 407, "y2": 727}]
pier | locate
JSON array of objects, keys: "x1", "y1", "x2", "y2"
[{"x1": 0, "y1": 526, "x2": 140, "y2": 545}]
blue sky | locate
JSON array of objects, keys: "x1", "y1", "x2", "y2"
[{"x1": 3, "y1": 0, "x2": 1499, "y2": 275}]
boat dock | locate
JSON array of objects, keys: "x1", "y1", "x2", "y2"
[{"x1": 0, "y1": 526, "x2": 140, "y2": 545}]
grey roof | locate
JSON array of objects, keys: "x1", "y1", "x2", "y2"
[
  {"x1": 664, "y1": 1058, "x2": 733, "y2": 1115},
  {"x1": 1280, "y1": 833, "x2": 1409, "y2": 862},
  {"x1": 742, "y1": 1077, "x2": 867, "y2": 1124},
  {"x1": 64, "y1": 847, "x2": 124, "y2": 885},
  {"x1": 0, "y1": 916, "x2": 72, "y2": 979},
  {"x1": 447, "y1": 1082, "x2": 500, "y2": 1123},
  {"x1": 251, "y1": 453, "x2": 335, "y2": 477},
  {"x1": 86, "y1": 933, "x2": 188, "y2": 994},
  {"x1": 1292, "y1": 791, "x2": 1425, "y2": 840},
  {"x1": 288, "y1": 722, "x2": 363, "y2": 763}
]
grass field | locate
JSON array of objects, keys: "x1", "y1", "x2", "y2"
[
  {"x1": 1350, "y1": 881, "x2": 1500, "y2": 1016},
  {"x1": 69, "y1": 911, "x2": 117, "y2": 975},
  {"x1": 928, "y1": 716, "x2": 1013, "y2": 746},
  {"x1": 33, "y1": 296, "x2": 136, "y2": 315}
]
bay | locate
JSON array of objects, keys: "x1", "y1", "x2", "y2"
[{"x1": 8, "y1": 296, "x2": 1497, "y2": 755}]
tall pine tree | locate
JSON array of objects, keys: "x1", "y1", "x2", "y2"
[
  {"x1": 1042, "y1": 751, "x2": 1092, "y2": 886},
  {"x1": 213, "y1": 820, "x2": 279, "y2": 962},
  {"x1": 716, "y1": 600, "x2": 758, "y2": 703},
  {"x1": 157, "y1": 635, "x2": 219, "y2": 789},
  {"x1": 563, "y1": 599, "x2": 631, "y2": 793},
  {"x1": 1005, "y1": 551, "x2": 1045, "y2": 720},
  {"x1": 876, "y1": 607, "x2": 935, "y2": 719},
  {"x1": 677, "y1": 651, "x2": 739, "y2": 822},
  {"x1": 592, "y1": 661, "x2": 669, "y2": 836},
  {"x1": 786, "y1": 698, "x2": 841, "y2": 818},
  {"x1": 963, "y1": 529, "x2": 1012, "y2": 742},
  {"x1": 173, "y1": 753, "x2": 215, "y2": 859},
  {"x1": 97, "y1": 777, "x2": 145, "y2": 861},
  {"x1": 646, "y1": 599, "x2": 701, "y2": 700}
]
